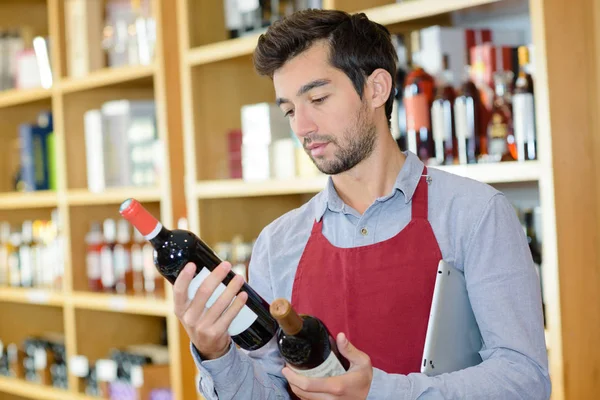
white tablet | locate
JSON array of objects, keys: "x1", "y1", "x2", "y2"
[{"x1": 421, "y1": 260, "x2": 483, "y2": 376}]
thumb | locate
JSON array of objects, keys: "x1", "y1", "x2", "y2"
[{"x1": 336, "y1": 332, "x2": 368, "y2": 367}]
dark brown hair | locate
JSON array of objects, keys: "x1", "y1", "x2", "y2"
[{"x1": 253, "y1": 9, "x2": 398, "y2": 123}]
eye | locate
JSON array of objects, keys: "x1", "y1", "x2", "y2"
[
  {"x1": 284, "y1": 109, "x2": 295, "y2": 118},
  {"x1": 312, "y1": 96, "x2": 328, "y2": 104}
]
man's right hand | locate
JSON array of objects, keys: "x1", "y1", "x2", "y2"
[{"x1": 174, "y1": 261, "x2": 248, "y2": 360}]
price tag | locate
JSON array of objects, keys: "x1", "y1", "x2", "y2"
[
  {"x1": 109, "y1": 297, "x2": 127, "y2": 311},
  {"x1": 27, "y1": 290, "x2": 49, "y2": 304}
]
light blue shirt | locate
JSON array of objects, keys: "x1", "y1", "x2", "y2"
[{"x1": 191, "y1": 151, "x2": 551, "y2": 400}]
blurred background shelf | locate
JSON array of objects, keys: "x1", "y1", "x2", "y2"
[
  {"x1": 193, "y1": 161, "x2": 541, "y2": 199},
  {"x1": 66, "y1": 187, "x2": 161, "y2": 206},
  {"x1": 70, "y1": 292, "x2": 170, "y2": 316},
  {"x1": 362, "y1": 0, "x2": 503, "y2": 26},
  {"x1": 0, "y1": 191, "x2": 58, "y2": 210},
  {"x1": 0, "y1": 375, "x2": 70, "y2": 400},
  {"x1": 187, "y1": 34, "x2": 260, "y2": 66},
  {"x1": 0, "y1": 88, "x2": 52, "y2": 109},
  {"x1": 0, "y1": 287, "x2": 64, "y2": 307},
  {"x1": 58, "y1": 64, "x2": 156, "y2": 94}
]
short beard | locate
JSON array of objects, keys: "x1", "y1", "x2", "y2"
[{"x1": 303, "y1": 102, "x2": 377, "y2": 175}]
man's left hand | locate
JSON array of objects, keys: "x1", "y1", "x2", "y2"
[{"x1": 281, "y1": 332, "x2": 374, "y2": 400}]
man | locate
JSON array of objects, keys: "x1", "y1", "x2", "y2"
[{"x1": 173, "y1": 9, "x2": 551, "y2": 400}]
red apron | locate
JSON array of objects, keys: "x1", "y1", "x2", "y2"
[{"x1": 291, "y1": 166, "x2": 441, "y2": 374}]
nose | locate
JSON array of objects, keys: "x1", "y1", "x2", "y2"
[{"x1": 291, "y1": 105, "x2": 317, "y2": 139}]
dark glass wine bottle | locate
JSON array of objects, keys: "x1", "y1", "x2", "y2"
[
  {"x1": 119, "y1": 198, "x2": 277, "y2": 351},
  {"x1": 270, "y1": 298, "x2": 349, "y2": 378}
]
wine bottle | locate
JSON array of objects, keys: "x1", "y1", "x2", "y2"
[
  {"x1": 119, "y1": 198, "x2": 277, "y2": 351},
  {"x1": 270, "y1": 298, "x2": 349, "y2": 378}
]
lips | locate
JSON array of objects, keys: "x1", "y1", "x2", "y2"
[{"x1": 307, "y1": 142, "x2": 328, "y2": 157}]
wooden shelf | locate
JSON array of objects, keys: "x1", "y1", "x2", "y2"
[
  {"x1": 58, "y1": 64, "x2": 155, "y2": 94},
  {"x1": 0, "y1": 191, "x2": 58, "y2": 210},
  {"x1": 194, "y1": 161, "x2": 540, "y2": 199},
  {"x1": 361, "y1": 0, "x2": 502, "y2": 27},
  {"x1": 71, "y1": 291, "x2": 170, "y2": 316},
  {"x1": 0, "y1": 287, "x2": 65, "y2": 307},
  {"x1": 0, "y1": 87, "x2": 52, "y2": 109},
  {"x1": 66, "y1": 187, "x2": 161, "y2": 206},
  {"x1": 186, "y1": 0, "x2": 502, "y2": 66},
  {"x1": 432, "y1": 160, "x2": 541, "y2": 184},
  {"x1": 0, "y1": 376, "x2": 70, "y2": 400},
  {"x1": 194, "y1": 176, "x2": 328, "y2": 199},
  {"x1": 188, "y1": 34, "x2": 260, "y2": 66}
]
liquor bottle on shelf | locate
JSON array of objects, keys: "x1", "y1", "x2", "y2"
[
  {"x1": 431, "y1": 54, "x2": 457, "y2": 166},
  {"x1": 100, "y1": 219, "x2": 117, "y2": 293},
  {"x1": 85, "y1": 222, "x2": 103, "y2": 292},
  {"x1": 404, "y1": 31, "x2": 435, "y2": 162},
  {"x1": 0, "y1": 222, "x2": 10, "y2": 287},
  {"x1": 8, "y1": 233, "x2": 21, "y2": 287},
  {"x1": 19, "y1": 221, "x2": 34, "y2": 288},
  {"x1": 486, "y1": 71, "x2": 515, "y2": 162},
  {"x1": 130, "y1": 227, "x2": 146, "y2": 295},
  {"x1": 454, "y1": 62, "x2": 483, "y2": 164},
  {"x1": 270, "y1": 298, "x2": 349, "y2": 378},
  {"x1": 119, "y1": 198, "x2": 278, "y2": 351},
  {"x1": 113, "y1": 219, "x2": 132, "y2": 294},
  {"x1": 513, "y1": 46, "x2": 536, "y2": 161}
]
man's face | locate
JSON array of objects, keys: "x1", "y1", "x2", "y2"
[{"x1": 273, "y1": 41, "x2": 377, "y2": 175}]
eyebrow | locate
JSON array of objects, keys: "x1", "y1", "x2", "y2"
[{"x1": 276, "y1": 79, "x2": 331, "y2": 107}]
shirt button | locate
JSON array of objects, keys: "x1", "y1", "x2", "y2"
[{"x1": 360, "y1": 227, "x2": 368, "y2": 236}]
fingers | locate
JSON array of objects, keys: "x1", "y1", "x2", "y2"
[
  {"x1": 173, "y1": 263, "x2": 196, "y2": 317},
  {"x1": 204, "y1": 273, "x2": 245, "y2": 323},
  {"x1": 336, "y1": 332, "x2": 370, "y2": 369},
  {"x1": 214, "y1": 290, "x2": 249, "y2": 334},
  {"x1": 282, "y1": 368, "x2": 342, "y2": 396},
  {"x1": 185, "y1": 262, "x2": 232, "y2": 322}
]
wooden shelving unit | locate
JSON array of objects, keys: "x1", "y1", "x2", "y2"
[
  {"x1": 0, "y1": 0, "x2": 186, "y2": 399},
  {"x1": 177, "y1": 1, "x2": 600, "y2": 400},
  {"x1": 1, "y1": 0, "x2": 599, "y2": 399}
]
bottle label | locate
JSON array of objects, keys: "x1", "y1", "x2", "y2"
[
  {"x1": 86, "y1": 252, "x2": 101, "y2": 279},
  {"x1": 404, "y1": 94, "x2": 430, "y2": 132},
  {"x1": 188, "y1": 267, "x2": 258, "y2": 337},
  {"x1": 288, "y1": 351, "x2": 346, "y2": 378},
  {"x1": 513, "y1": 93, "x2": 535, "y2": 161}
]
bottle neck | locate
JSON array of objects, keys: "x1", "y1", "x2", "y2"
[
  {"x1": 148, "y1": 225, "x2": 172, "y2": 248},
  {"x1": 270, "y1": 298, "x2": 304, "y2": 335}
]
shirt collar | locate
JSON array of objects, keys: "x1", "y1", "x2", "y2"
[{"x1": 313, "y1": 151, "x2": 425, "y2": 221}]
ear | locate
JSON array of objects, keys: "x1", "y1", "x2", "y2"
[{"x1": 366, "y1": 68, "x2": 393, "y2": 110}]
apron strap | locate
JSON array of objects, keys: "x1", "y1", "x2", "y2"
[{"x1": 412, "y1": 166, "x2": 429, "y2": 221}]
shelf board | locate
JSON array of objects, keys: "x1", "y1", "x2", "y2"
[
  {"x1": 186, "y1": 0, "x2": 502, "y2": 66},
  {"x1": 0, "y1": 376, "x2": 70, "y2": 400},
  {"x1": 0, "y1": 191, "x2": 58, "y2": 210},
  {"x1": 67, "y1": 187, "x2": 161, "y2": 206},
  {"x1": 0, "y1": 87, "x2": 52, "y2": 109},
  {"x1": 195, "y1": 176, "x2": 328, "y2": 199},
  {"x1": 71, "y1": 291, "x2": 170, "y2": 316},
  {"x1": 0, "y1": 287, "x2": 65, "y2": 307},
  {"x1": 194, "y1": 161, "x2": 540, "y2": 199},
  {"x1": 362, "y1": 0, "x2": 502, "y2": 27},
  {"x1": 432, "y1": 160, "x2": 541, "y2": 184},
  {"x1": 58, "y1": 64, "x2": 155, "y2": 93},
  {"x1": 188, "y1": 34, "x2": 260, "y2": 66}
]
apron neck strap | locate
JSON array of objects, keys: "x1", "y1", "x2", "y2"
[{"x1": 412, "y1": 166, "x2": 429, "y2": 220}]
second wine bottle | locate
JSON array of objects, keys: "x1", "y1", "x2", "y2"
[{"x1": 270, "y1": 298, "x2": 349, "y2": 378}]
